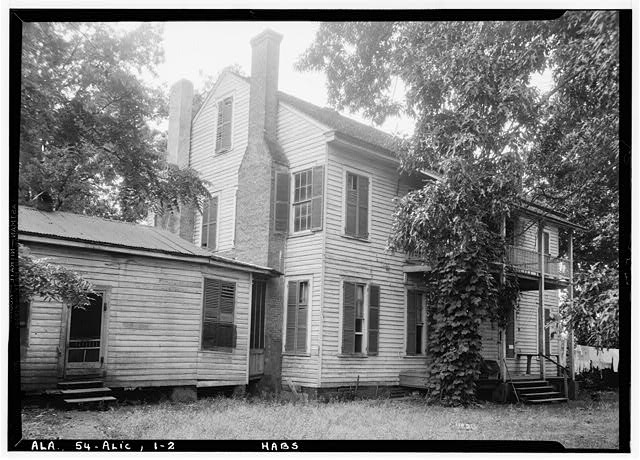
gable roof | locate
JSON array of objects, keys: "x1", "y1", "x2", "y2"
[
  {"x1": 231, "y1": 73, "x2": 399, "y2": 154},
  {"x1": 17, "y1": 206, "x2": 277, "y2": 274}
]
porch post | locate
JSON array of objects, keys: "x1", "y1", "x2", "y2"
[
  {"x1": 538, "y1": 220, "x2": 546, "y2": 380},
  {"x1": 568, "y1": 230, "x2": 575, "y2": 380}
]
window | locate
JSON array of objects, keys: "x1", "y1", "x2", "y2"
[
  {"x1": 345, "y1": 172, "x2": 369, "y2": 238},
  {"x1": 289, "y1": 166, "x2": 324, "y2": 233},
  {"x1": 19, "y1": 299, "x2": 29, "y2": 360},
  {"x1": 201, "y1": 197, "x2": 219, "y2": 251},
  {"x1": 215, "y1": 96, "x2": 233, "y2": 153},
  {"x1": 406, "y1": 290, "x2": 426, "y2": 355},
  {"x1": 342, "y1": 282, "x2": 379, "y2": 355},
  {"x1": 293, "y1": 169, "x2": 312, "y2": 232},
  {"x1": 202, "y1": 278, "x2": 236, "y2": 350},
  {"x1": 285, "y1": 280, "x2": 309, "y2": 353}
]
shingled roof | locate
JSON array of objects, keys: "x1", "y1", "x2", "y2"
[
  {"x1": 18, "y1": 206, "x2": 276, "y2": 273},
  {"x1": 233, "y1": 73, "x2": 399, "y2": 153}
]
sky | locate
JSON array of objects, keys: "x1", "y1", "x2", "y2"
[
  {"x1": 115, "y1": 20, "x2": 557, "y2": 138},
  {"x1": 118, "y1": 21, "x2": 418, "y2": 136}
]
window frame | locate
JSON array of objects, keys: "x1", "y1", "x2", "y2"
[
  {"x1": 283, "y1": 276, "x2": 313, "y2": 355},
  {"x1": 292, "y1": 168, "x2": 313, "y2": 233},
  {"x1": 200, "y1": 194, "x2": 220, "y2": 252},
  {"x1": 200, "y1": 276, "x2": 237, "y2": 352},
  {"x1": 339, "y1": 280, "x2": 380, "y2": 357},
  {"x1": 405, "y1": 289, "x2": 428, "y2": 357},
  {"x1": 214, "y1": 94, "x2": 234, "y2": 154},
  {"x1": 342, "y1": 168, "x2": 372, "y2": 240}
]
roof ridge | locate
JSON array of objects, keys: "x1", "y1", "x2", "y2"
[{"x1": 228, "y1": 71, "x2": 399, "y2": 149}]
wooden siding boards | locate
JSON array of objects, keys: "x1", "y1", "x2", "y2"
[
  {"x1": 191, "y1": 73, "x2": 250, "y2": 252},
  {"x1": 319, "y1": 144, "x2": 427, "y2": 387},
  {"x1": 19, "y1": 242, "x2": 252, "y2": 391},
  {"x1": 277, "y1": 103, "x2": 328, "y2": 387}
]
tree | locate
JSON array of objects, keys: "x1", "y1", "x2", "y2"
[
  {"x1": 298, "y1": 14, "x2": 619, "y2": 402},
  {"x1": 19, "y1": 22, "x2": 210, "y2": 222},
  {"x1": 18, "y1": 244, "x2": 95, "y2": 307}
]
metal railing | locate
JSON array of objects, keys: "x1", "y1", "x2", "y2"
[{"x1": 506, "y1": 245, "x2": 569, "y2": 279}]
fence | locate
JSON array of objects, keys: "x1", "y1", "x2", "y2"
[{"x1": 573, "y1": 344, "x2": 619, "y2": 373}]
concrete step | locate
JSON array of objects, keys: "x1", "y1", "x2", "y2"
[
  {"x1": 58, "y1": 380, "x2": 104, "y2": 390},
  {"x1": 63, "y1": 396, "x2": 116, "y2": 405}
]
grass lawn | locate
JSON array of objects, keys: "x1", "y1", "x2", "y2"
[{"x1": 21, "y1": 392, "x2": 619, "y2": 449}]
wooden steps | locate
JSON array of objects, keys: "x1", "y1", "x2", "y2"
[
  {"x1": 57, "y1": 379, "x2": 116, "y2": 407},
  {"x1": 510, "y1": 378, "x2": 568, "y2": 404}
]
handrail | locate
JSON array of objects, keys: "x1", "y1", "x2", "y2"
[
  {"x1": 539, "y1": 352, "x2": 569, "y2": 399},
  {"x1": 502, "y1": 357, "x2": 520, "y2": 404},
  {"x1": 539, "y1": 353, "x2": 570, "y2": 375}
]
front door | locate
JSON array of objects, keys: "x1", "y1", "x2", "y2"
[{"x1": 64, "y1": 293, "x2": 105, "y2": 378}]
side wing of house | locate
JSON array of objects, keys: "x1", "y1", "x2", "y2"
[
  {"x1": 277, "y1": 102, "x2": 328, "y2": 388},
  {"x1": 19, "y1": 242, "x2": 252, "y2": 392},
  {"x1": 190, "y1": 73, "x2": 250, "y2": 254},
  {"x1": 320, "y1": 141, "x2": 428, "y2": 387},
  {"x1": 479, "y1": 216, "x2": 563, "y2": 376}
]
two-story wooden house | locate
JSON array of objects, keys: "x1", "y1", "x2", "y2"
[{"x1": 163, "y1": 29, "x2": 582, "y2": 401}]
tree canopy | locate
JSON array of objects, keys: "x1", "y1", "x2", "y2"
[
  {"x1": 298, "y1": 13, "x2": 620, "y2": 401},
  {"x1": 19, "y1": 22, "x2": 209, "y2": 221}
]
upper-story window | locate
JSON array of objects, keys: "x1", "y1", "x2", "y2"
[
  {"x1": 345, "y1": 172, "x2": 369, "y2": 239},
  {"x1": 282, "y1": 166, "x2": 324, "y2": 234},
  {"x1": 215, "y1": 96, "x2": 233, "y2": 153},
  {"x1": 293, "y1": 169, "x2": 313, "y2": 232},
  {"x1": 201, "y1": 196, "x2": 219, "y2": 251}
]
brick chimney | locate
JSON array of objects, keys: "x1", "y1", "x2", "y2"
[
  {"x1": 235, "y1": 30, "x2": 288, "y2": 392},
  {"x1": 155, "y1": 79, "x2": 195, "y2": 242}
]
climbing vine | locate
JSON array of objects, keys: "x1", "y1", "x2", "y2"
[{"x1": 389, "y1": 157, "x2": 522, "y2": 406}]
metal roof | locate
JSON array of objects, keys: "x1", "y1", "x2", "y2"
[{"x1": 18, "y1": 206, "x2": 277, "y2": 274}]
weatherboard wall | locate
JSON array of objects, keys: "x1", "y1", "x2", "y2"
[
  {"x1": 277, "y1": 103, "x2": 328, "y2": 387},
  {"x1": 18, "y1": 242, "x2": 252, "y2": 391}
]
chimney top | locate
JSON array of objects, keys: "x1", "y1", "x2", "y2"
[{"x1": 250, "y1": 29, "x2": 283, "y2": 47}]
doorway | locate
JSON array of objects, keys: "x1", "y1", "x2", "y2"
[{"x1": 64, "y1": 292, "x2": 105, "y2": 378}]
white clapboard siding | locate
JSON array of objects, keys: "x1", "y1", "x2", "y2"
[
  {"x1": 319, "y1": 144, "x2": 429, "y2": 387},
  {"x1": 191, "y1": 73, "x2": 250, "y2": 252},
  {"x1": 19, "y1": 242, "x2": 252, "y2": 391},
  {"x1": 277, "y1": 102, "x2": 328, "y2": 387}
]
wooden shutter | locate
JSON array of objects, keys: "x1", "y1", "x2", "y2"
[
  {"x1": 506, "y1": 305, "x2": 515, "y2": 358},
  {"x1": 368, "y1": 285, "x2": 380, "y2": 355},
  {"x1": 285, "y1": 281, "x2": 297, "y2": 352},
  {"x1": 406, "y1": 290, "x2": 417, "y2": 355},
  {"x1": 296, "y1": 295, "x2": 307, "y2": 353},
  {"x1": 202, "y1": 278, "x2": 221, "y2": 349},
  {"x1": 544, "y1": 308, "x2": 550, "y2": 356},
  {"x1": 216, "y1": 97, "x2": 232, "y2": 152},
  {"x1": 202, "y1": 278, "x2": 236, "y2": 349},
  {"x1": 201, "y1": 197, "x2": 218, "y2": 250},
  {"x1": 342, "y1": 282, "x2": 355, "y2": 354},
  {"x1": 311, "y1": 165, "x2": 324, "y2": 231},
  {"x1": 357, "y1": 176, "x2": 369, "y2": 238},
  {"x1": 345, "y1": 174, "x2": 358, "y2": 235},
  {"x1": 275, "y1": 172, "x2": 290, "y2": 233}
]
